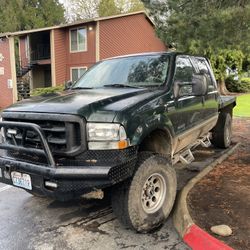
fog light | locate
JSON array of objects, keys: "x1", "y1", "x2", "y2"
[
  {"x1": 7, "y1": 129, "x2": 17, "y2": 135},
  {"x1": 45, "y1": 181, "x2": 58, "y2": 188}
]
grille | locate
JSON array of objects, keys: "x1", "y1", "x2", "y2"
[{"x1": 2, "y1": 113, "x2": 86, "y2": 157}]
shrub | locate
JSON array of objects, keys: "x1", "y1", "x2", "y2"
[
  {"x1": 226, "y1": 76, "x2": 250, "y2": 93},
  {"x1": 225, "y1": 76, "x2": 240, "y2": 92},
  {"x1": 31, "y1": 85, "x2": 64, "y2": 96},
  {"x1": 241, "y1": 77, "x2": 250, "y2": 84}
]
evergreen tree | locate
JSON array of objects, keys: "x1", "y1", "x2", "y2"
[
  {"x1": 0, "y1": 0, "x2": 23, "y2": 32},
  {"x1": 98, "y1": 0, "x2": 120, "y2": 17},
  {"x1": 0, "y1": 0, "x2": 65, "y2": 33},
  {"x1": 142, "y1": 0, "x2": 250, "y2": 94}
]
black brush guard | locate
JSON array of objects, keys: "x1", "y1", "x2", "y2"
[
  {"x1": 0, "y1": 121, "x2": 55, "y2": 167},
  {"x1": 0, "y1": 121, "x2": 137, "y2": 199}
]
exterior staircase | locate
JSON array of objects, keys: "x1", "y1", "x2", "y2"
[
  {"x1": 16, "y1": 62, "x2": 37, "y2": 77},
  {"x1": 17, "y1": 81, "x2": 30, "y2": 100}
]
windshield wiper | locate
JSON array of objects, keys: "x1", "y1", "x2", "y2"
[
  {"x1": 103, "y1": 84, "x2": 141, "y2": 88},
  {"x1": 71, "y1": 87, "x2": 93, "y2": 90}
]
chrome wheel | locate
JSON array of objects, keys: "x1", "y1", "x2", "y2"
[{"x1": 141, "y1": 173, "x2": 166, "y2": 214}]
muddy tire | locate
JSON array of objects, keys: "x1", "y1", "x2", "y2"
[
  {"x1": 111, "y1": 152, "x2": 177, "y2": 233},
  {"x1": 211, "y1": 112, "x2": 232, "y2": 148}
]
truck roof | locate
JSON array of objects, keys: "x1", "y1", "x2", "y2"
[
  {"x1": 104, "y1": 51, "x2": 178, "y2": 61},
  {"x1": 103, "y1": 51, "x2": 208, "y2": 61}
]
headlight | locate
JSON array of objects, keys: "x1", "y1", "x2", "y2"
[{"x1": 87, "y1": 123, "x2": 129, "y2": 150}]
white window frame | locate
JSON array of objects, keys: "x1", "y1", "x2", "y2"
[
  {"x1": 69, "y1": 27, "x2": 87, "y2": 53},
  {"x1": 70, "y1": 66, "x2": 88, "y2": 82}
]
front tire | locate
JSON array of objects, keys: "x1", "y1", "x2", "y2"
[{"x1": 111, "y1": 153, "x2": 177, "y2": 233}]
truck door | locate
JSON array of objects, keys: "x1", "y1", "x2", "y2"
[
  {"x1": 167, "y1": 55, "x2": 204, "y2": 152},
  {"x1": 191, "y1": 56, "x2": 219, "y2": 119}
]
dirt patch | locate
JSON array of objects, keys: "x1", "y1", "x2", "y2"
[{"x1": 188, "y1": 118, "x2": 250, "y2": 250}]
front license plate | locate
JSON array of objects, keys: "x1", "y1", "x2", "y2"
[{"x1": 11, "y1": 172, "x2": 32, "y2": 190}]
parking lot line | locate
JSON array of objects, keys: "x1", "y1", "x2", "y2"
[{"x1": 0, "y1": 185, "x2": 12, "y2": 193}]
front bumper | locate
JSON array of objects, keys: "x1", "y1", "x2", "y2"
[
  {"x1": 0, "y1": 121, "x2": 137, "y2": 200},
  {"x1": 0, "y1": 156, "x2": 137, "y2": 200}
]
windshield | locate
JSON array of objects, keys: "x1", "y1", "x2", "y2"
[{"x1": 72, "y1": 54, "x2": 170, "y2": 89}]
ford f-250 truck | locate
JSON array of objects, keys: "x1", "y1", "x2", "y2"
[{"x1": 0, "y1": 52, "x2": 236, "y2": 232}]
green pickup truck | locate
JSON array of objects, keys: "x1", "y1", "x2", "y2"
[{"x1": 0, "y1": 52, "x2": 236, "y2": 232}]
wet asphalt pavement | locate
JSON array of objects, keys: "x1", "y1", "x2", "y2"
[
  {"x1": 0, "y1": 146, "x2": 225, "y2": 250},
  {"x1": 0, "y1": 183, "x2": 189, "y2": 250}
]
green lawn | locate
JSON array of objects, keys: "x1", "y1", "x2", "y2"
[{"x1": 234, "y1": 94, "x2": 250, "y2": 117}]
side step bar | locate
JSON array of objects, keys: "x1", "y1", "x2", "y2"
[
  {"x1": 179, "y1": 149, "x2": 194, "y2": 165},
  {"x1": 198, "y1": 135, "x2": 211, "y2": 148},
  {"x1": 173, "y1": 134, "x2": 211, "y2": 165}
]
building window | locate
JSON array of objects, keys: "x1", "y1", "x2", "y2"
[
  {"x1": 70, "y1": 27, "x2": 87, "y2": 52},
  {"x1": 71, "y1": 67, "x2": 87, "y2": 82}
]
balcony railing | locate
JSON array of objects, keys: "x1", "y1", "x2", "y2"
[{"x1": 31, "y1": 44, "x2": 50, "y2": 61}]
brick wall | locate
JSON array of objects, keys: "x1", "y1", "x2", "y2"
[
  {"x1": 99, "y1": 13, "x2": 166, "y2": 60},
  {"x1": 0, "y1": 37, "x2": 14, "y2": 109}
]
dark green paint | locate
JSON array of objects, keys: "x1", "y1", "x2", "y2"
[{"x1": 3, "y1": 52, "x2": 234, "y2": 148}]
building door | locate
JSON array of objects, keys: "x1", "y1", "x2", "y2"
[{"x1": 44, "y1": 68, "x2": 52, "y2": 87}]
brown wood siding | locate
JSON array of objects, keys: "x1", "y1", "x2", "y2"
[
  {"x1": 65, "y1": 23, "x2": 96, "y2": 81},
  {"x1": 54, "y1": 29, "x2": 67, "y2": 85},
  {"x1": 53, "y1": 23, "x2": 96, "y2": 84},
  {"x1": 19, "y1": 35, "x2": 29, "y2": 67},
  {"x1": 99, "y1": 14, "x2": 166, "y2": 60},
  {"x1": 0, "y1": 38, "x2": 14, "y2": 108}
]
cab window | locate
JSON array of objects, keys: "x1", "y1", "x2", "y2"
[{"x1": 174, "y1": 56, "x2": 196, "y2": 96}]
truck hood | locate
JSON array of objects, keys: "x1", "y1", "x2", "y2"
[{"x1": 4, "y1": 88, "x2": 158, "y2": 122}]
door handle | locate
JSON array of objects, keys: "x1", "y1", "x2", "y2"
[{"x1": 164, "y1": 103, "x2": 175, "y2": 112}]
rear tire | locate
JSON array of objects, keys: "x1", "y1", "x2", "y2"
[
  {"x1": 111, "y1": 152, "x2": 177, "y2": 233},
  {"x1": 211, "y1": 112, "x2": 232, "y2": 148}
]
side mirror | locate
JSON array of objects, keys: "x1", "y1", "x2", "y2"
[
  {"x1": 174, "y1": 81, "x2": 194, "y2": 98},
  {"x1": 174, "y1": 75, "x2": 208, "y2": 98},
  {"x1": 64, "y1": 80, "x2": 73, "y2": 90},
  {"x1": 200, "y1": 68, "x2": 208, "y2": 75},
  {"x1": 192, "y1": 75, "x2": 208, "y2": 96}
]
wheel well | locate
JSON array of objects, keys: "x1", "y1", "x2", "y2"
[
  {"x1": 220, "y1": 103, "x2": 235, "y2": 117},
  {"x1": 139, "y1": 129, "x2": 172, "y2": 156}
]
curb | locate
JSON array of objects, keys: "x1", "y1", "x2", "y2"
[{"x1": 173, "y1": 143, "x2": 240, "y2": 250}]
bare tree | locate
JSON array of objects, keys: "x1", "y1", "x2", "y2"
[
  {"x1": 116, "y1": 0, "x2": 144, "y2": 13},
  {"x1": 64, "y1": 0, "x2": 100, "y2": 22},
  {"x1": 63, "y1": 0, "x2": 144, "y2": 22}
]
